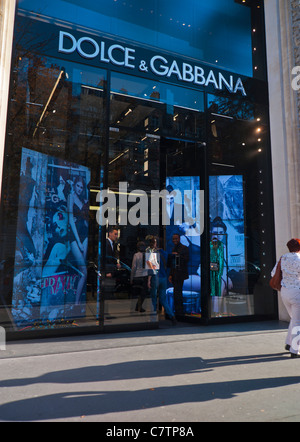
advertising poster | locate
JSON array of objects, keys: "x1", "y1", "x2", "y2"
[
  {"x1": 12, "y1": 148, "x2": 90, "y2": 327},
  {"x1": 209, "y1": 175, "x2": 245, "y2": 315},
  {"x1": 165, "y1": 176, "x2": 201, "y2": 315}
]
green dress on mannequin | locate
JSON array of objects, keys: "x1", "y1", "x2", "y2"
[{"x1": 210, "y1": 239, "x2": 225, "y2": 297}]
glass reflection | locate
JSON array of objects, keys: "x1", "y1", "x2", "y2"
[
  {"x1": 18, "y1": 0, "x2": 253, "y2": 76},
  {"x1": 208, "y1": 96, "x2": 275, "y2": 319},
  {"x1": 1, "y1": 49, "x2": 107, "y2": 330}
]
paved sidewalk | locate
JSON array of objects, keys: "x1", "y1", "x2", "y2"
[{"x1": 1, "y1": 320, "x2": 300, "y2": 422}]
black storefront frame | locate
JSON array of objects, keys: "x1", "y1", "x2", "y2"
[
  {"x1": 87, "y1": 67, "x2": 278, "y2": 328},
  {"x1": 204, "y1": 99, "x2": 277, "y2": 325},
  {"x1": 2, "y1": 4, "x2": 278, "y2": 341}
]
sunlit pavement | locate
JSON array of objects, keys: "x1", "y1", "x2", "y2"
[{"x1": 1, "y1": 320, "x2": 300, "y2": 422}]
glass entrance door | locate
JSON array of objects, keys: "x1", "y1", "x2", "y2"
[
  {"x1": 161, "y1": 138, "x2": 205, "y2": 320},
  {"x1": 102, "y1": 74, "x2": 162, "y2": 326},
  {"x1": 102, "y1": 72, "x2": 206, "y2": 326}
]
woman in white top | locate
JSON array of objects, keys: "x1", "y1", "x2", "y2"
[
  {"x1": 131, "y1": 242, "x2": 148, "y2": 312},
  {"x1": 272, "y1": 238, "x2": 300, "y2": 358},
  {"x1": 146, "y1": 237, "x2": 159, "y2": 314}
]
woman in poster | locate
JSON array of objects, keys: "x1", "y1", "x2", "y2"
[
  {"x1": 17, "y1": 157, "x2": 37, "y2": 265},
  {"x1": 211, "y1": 216, "x2": 233, "y2": 296},
  {"x1": 210, "y1": 238, "x2": 224, "y2": 296},
  {"x1": 210, "y1": 237, "x2": 225, "y2": 316},
  {"x1": 68, "y1": 175, "x2": 89, "y2": 306}
]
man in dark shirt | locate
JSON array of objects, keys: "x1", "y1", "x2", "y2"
[
  {"x1": 103, "y1": 226, "x2": 120, "y2": 319},
  {"x1": 168, "y1": 234, "x2": 190, "y2": 318},
  {"x1": 105, "y1": 226, "x2": 120, "y2": 277}
]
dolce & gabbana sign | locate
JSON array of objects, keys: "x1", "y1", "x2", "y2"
[
  {"x1": 17, "y1": 17, "x2": 262, "y2": 98},
  {"x1": 58, "y1": 30, "x2": 247, "y2": 96}
]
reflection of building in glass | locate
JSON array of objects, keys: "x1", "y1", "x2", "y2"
[{"x1": 1, "y1": 0, "x2": 293, "y2": 337}]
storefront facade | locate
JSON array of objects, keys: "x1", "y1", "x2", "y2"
[{"x1": 0, "y1": 0, "x2": 278, "y2": 339}]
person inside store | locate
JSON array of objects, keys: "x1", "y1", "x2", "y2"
[
  {"x1": 105, "y1": 226, "x2": 121, "y2": 278},
  {"x1": 146, "y1": 236, "x2": 159, "y2": 315},
  {"x1": 130, "y1": 241, "x2": 148, "y2": 313},
  {"x1": 156, "y1": 238, "x2": 177, "y2": 325},
  {"x1": 271, "y1": 238, "x2": 300, "y2": 358},
  {"x1": 103, "y1": 226, "x2": 121, "y2": 319},
  {"x1": 168, "y1": 233, "x2": 190, "y2": 318},
  {"x1": 145, "y1": 236, "x2": 176, "y2": 324}
]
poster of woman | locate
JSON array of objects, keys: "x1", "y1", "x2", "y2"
[
  {"x1": 12, "y1": 148, "x2": 90, "y2": 327},
  {"x1": 209, "y1": 175, "x2": 245, "y2": 316},
  {"x1": 165, "y1": 176, "x2": 201, "y2": 315}
]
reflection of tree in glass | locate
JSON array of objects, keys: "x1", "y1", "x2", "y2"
[{"x1": 208, "y1": 95, "x2": 254, "y2": 121}]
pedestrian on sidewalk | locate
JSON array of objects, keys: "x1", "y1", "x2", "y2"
[{"x1": 271, "y1": 238, "x2": 300, "y2": 358}]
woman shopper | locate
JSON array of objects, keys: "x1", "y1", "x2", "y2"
[
  {"x1": 271, "y1": 239, "x2": 300, "y2": 358},
  {"x1": 146, "y1": 236, "x2": 159, "y2": 314},
  {"x1": 131, "y1": 241, "x2": 148, "y2": 313}
]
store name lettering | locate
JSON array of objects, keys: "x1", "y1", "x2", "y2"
[
  {"x1": 59, "y1": 31, "x2": 247, "y2": 96},
  {"x1": 150, "y1": 56, "x2": 246, "y2": 95}
]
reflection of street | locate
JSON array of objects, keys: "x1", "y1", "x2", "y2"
[{"x1": 211, "y1": 294, "x2": 254, "y2": 318}]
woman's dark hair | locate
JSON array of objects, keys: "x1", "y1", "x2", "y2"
[
  {"x1": 137, "y1": 241, "x2": 145, "y2": 252},
  {"x1": 73, "y1": 175, "x2": 86, "y2": 201},
  {"x1": 287, "y1": 238, "x2": 300, "y2": 252},
  {"x1": 146, "y1": 235, "x2": 157, "y2": 248},
  {"x1": 211, "y1": 216, "x2": 227, "y2": 233}
]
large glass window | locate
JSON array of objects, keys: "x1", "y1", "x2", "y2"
[
  {"x1": 207, "y1": 94, "x2": 276, "y2": 319},
  {"x1": 0, "y1": 50, "x2": 107, "y2": 331},
  {"x1": 105, "y1": 74, "x2": 205, "y2": 325},
  {"x1": 103, "y1": 75, "x2": 162, "y2": 325},
  {"x1": 0, "y1": 2, "x2": 275, "y2": 335},
  {"x1": 163, "y1": 142, "x2": 205, "y2": 320},
  {"x1": 18, "y1": 0, "x2": 256, "y2": 77}
]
